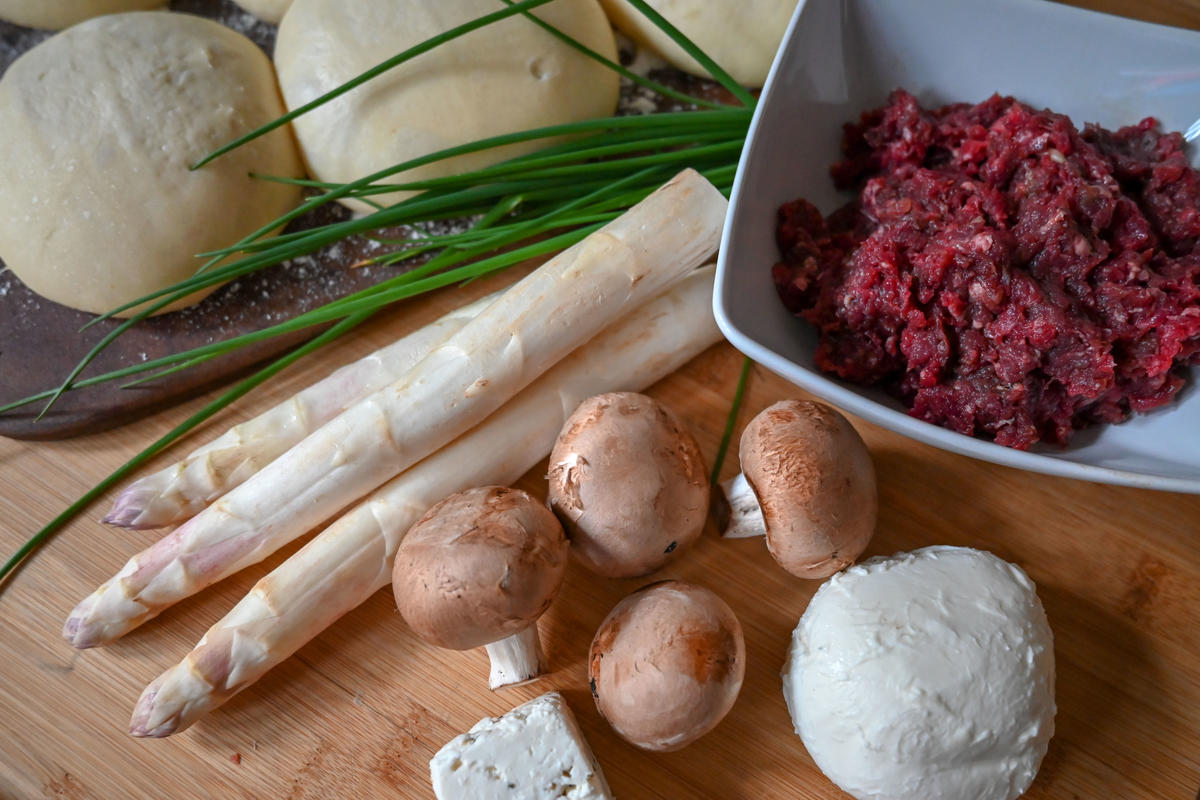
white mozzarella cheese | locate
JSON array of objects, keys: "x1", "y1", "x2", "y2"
[{"x1": 783, "y1": 546, "x2": 1056, "y2": 800}]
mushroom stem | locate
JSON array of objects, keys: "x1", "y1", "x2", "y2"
[
  {"x1": 719, "y1": 473, "x2": 766, "y2": 538},
  {"x1": 485, "y1": 625, "x2": 545, "y2": 690}
]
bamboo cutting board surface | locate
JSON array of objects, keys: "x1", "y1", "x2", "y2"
[
  {"x1": 3, "y1": 5, "x2": 1200, "y2": 800},
  {"x1": 2, "y1": 265, "x2": 1199, "y2": 800}
]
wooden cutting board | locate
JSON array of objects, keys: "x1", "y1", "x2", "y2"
[
  {"x1": 2, "y1": 267, "x2": 1199, "y2": 800},
  {"x1": 0, "y1": 0, "x2": 733, "y2": 442},
  {"x1": 0, "y1": 2, "x2": 427, "y2": 441},
  {"x1": 1, "y1": 2, "x2": 1199, "y2": 800}
]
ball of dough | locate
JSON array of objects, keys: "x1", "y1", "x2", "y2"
[
  {"x1": 0, "y1": 13, "x2": 304, "y2": 316},
  {"x1": 275, "y1": 0, "x2": 620, "y2": 213},
  {"x1": 232, "y1": 0, "x2": 292, "y2": 24},
  {"x1": 0, "y1": 0, "x2": 162, "y2": 30},
  {"x1": 601, "y1": 0, "x2": 797, "y2": 87},
  {"x1": 783, "y1": 546, "x2": 1056, "y2": 800}
]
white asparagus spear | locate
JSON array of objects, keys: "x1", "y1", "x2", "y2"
[
  {"x1": 104, "y1": 293, "x2": 496, "y2": 530},
  {"x1": 129, "y1": 266, "x2": 720, "y2": 738},
  {"x1": 64, "y1": 169, "x2": 726, "y2": 649}
]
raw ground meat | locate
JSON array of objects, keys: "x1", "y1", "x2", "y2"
[{"x1": 773, "y1": 90, "x2": 1200, "y2": 449}]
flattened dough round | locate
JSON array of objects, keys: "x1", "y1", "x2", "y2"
[
  {"x1": 275, "y1": 0, "x2": 619, "y2": 213},
  {"x1": 0, "y1": 0, "x2": 163, "y2": 30},
  {"x1": 232, "y1": 0, "x2": 292, "y2": 24},
  {"x1": 601, "y1": 0, "x2": 797, "y2": 87},
  {"x1": 0, "y1": 12, "x2": 304, "y2": 316}
]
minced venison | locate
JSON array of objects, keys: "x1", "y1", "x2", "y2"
[{"x1": 773, "y1": 90, "x2": 1200, "y2": 449}]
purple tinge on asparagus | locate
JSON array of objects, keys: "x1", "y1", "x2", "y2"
[
  {"x1": 128, "y1": 266, "x2": 720, "y2": 736},
  {"x1": 102, "y1": 294, "x2": 492, "y2": 530},
  {"x1": 64, "y1": 169, "x2": 728, "y2": 649}
]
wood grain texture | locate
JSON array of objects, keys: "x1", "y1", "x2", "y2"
[
  {"x1": 2, "y1": 2, "x2": 1200, "y2": 798},
  {"x1": 3, "y1": 268, "x2": 1199, "y2": 800}
]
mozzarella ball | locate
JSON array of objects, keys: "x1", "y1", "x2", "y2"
[
  {"x1": 275, "y1": 0, "x2": 619, "y2": 214},
  {"x1": 0, "y1": 0, "x2": 162, "y2": 30},
  {"x1": 0, "y1": 13, "x2": 303, "y2": 316},
  {"x1": 783, "y1": 546, "x2": 1056, "y2": 800}
]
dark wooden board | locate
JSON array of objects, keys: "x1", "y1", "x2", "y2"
[
  {"x1": 0, "y1": 1, "x2": 401, "y2": 440},
  {"x1": 0, "y1": 0, "x2": 730, "y2": 440}
]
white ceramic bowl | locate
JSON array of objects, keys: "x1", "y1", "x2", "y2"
[{"x1": 715, "y1": 0, "x2": 1200, "y2": 493}]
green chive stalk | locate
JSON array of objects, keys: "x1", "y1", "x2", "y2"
[{"x1": 0, "y1": 1, "x2": 757, "y2": 585}]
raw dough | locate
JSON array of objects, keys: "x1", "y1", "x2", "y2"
[
  {"x1": 0, "y1": 13, "x2": 303, "y2": 316},
  {"x1": 601, "y1": 0, "x2": 796, "y2": 87},
  {"x1": 0, "y1": 0, "x2": 163, "y2": 30},
  {"x1": 275, "y1": 0, "x2": 619, "y2": 213},
  {"x1": 783, "y1": 546, "x2": 1056, "y2": 800},
  {"x1": 232, "y1": 0, "x2": 292, "y2": 25}
]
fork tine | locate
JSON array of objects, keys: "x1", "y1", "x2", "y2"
[{"x1": 1185, "y1": 117, "x2": 1200, "y2": 142}]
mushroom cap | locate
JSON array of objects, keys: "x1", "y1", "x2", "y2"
[
  {"x1": 588, "y1": 580, "x2": 745, "y2": 751},
  {"x1": 393, "y1": 486, "x2": 567, "y2": 651},
  {"x1": 740, "y1": 399, "x2": 876, "y2": 579},
  {"x1": 548, "y1": 392, "x2": 709, "y2": 578}
]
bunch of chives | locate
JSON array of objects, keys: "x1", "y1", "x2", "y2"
[{"x1": 0, "y1": 0, "x2": 755, "y2": 584}]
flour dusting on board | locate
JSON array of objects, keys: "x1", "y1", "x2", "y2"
[{"x1": 0, "y1": 1, "x2": 728, "y2": 438}]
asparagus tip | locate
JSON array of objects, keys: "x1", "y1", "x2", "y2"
[
  {"x1": 62, "y1": 609, "x2": 93, "y2": 649},
  {"x1": 62, "y1": 612, "x2": 102, "y2": 649},
  {"x1": 102, "y1": 488, "x2": 155, "y2": 529},
  {"x1": 129, "y1": 681, "x2": 178, "y2": 738},
  {"x1": 63, "y1": 593, "x2": 116, "y2": 649}
]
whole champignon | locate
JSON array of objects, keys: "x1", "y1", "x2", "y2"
[
  {"x1": 393, "y1": 486, "x2": 568, "y2": 689},
  {"x1": 720, "y1": 399, "x2": 876, "y2": 578},
  {"x1": 547, "y1": 392, "x2": 709, "y2": 578},
  {"x1": 589, "y1": 580, "x2": 744, "y2": 751},
  {"x1": 784, "y1": 546, "x2": 1056, "y2": 800}
]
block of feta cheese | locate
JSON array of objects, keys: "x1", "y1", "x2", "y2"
[{"x1": 430, "y1": 692, "x2": 614, "y2": 799}]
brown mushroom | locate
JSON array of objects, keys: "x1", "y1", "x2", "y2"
[
  {"x1": 588, "y1": 580, "x2": 744, "y2": 751},
  {"x1": 393, "y1": 485, "x2": 568, "y2": 689},
  {"x1": 547, "y1": 392, "x2": 709, "y2": 578},
  {"x1": 720, "y1": 399, "x2": 876, "y2": 579}
]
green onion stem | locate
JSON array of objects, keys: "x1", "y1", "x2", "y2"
[
  {"x1": 0, "y1": 311, "x2": 371, "y2": 588},
  {"x1": 119, "y1": 351, "x2": 226, "y2": 389},
  {"x1": 191, "y1": 0, "x2": 560, "y2": 170},
  {"x1": 100, "y1": 112, "x2": 746, "y2": 303},
  {"x1": 370, "y1": 212, "x2": 622, "y2": 268},
  {"x1": 38, "y1": 293, "x2": 183, "y2": 419},
  {"x1": 129, "y1": 226, "x2": 604, "y2": 377},
  {"x1": 622, "y1": 0, "x2": 757, "y2": 108},
  {"x1": 497, "y1": 0, "x2": 729, "y2": 111},
  {"x1": 710, "y1": 357, "x2": 754, "y2": 485},
  {"x1": 31, "y1": 138, "x2": 744, "y2": 414},
  {"x1": 313, "y1": 138, "x2": 745, "y2": 195},
  {"x1": 1, "y1": 163, "x2": 716, "y2": 414},
  {"x1": 4, "y1": 0, "x2": 760, "y2": 588},
  {"x1": 248, "y1": 127, "x2": 745, "y2": 199}
]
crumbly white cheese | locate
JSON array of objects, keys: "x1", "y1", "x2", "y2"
[
  {"x1": 783, "y1": 546, "x2": 1055, "y2": 800},
  {"x1": 430, "y1": 692, "x2": 614, "y2": 800}
]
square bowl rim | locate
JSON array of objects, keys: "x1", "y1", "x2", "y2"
[{"x1": 714, "y1": 0, "x2": 1200, "y2": 494}]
